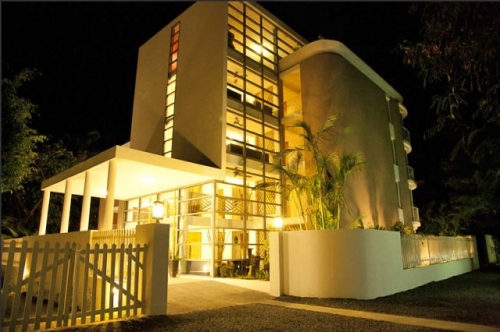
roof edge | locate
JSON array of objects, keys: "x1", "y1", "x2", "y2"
[
  {"x1": 280, "y1": 39, "x2": 404, "y2": 103},
  {"x1": 41, "y1": 146, "x2": 118, "y2": 190}
]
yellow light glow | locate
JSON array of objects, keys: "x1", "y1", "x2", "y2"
[
  {"x1": 251, "y1": 44, "x2": 262, "y2": 54},
  {"x1": 226, "y1": 177, "x2": 243, "y2": 185},
  {"x1": 227, "y1": 130, "x2": 243, "y2": 142},
  {"x1": 245, "y1": 94, "x2": 256, "y2": 104},
  {"x1": 274, "y1": 217, "x2": 283, "y2": 229},
  {"x1": 152, "y1": 201, "x2": 164, "y2": 220},
  {"x1": 140, "y1": 176, "x2": 155, "y2": 184}
]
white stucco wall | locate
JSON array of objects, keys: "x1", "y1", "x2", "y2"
[{"x1": 270, "y1": 229, "x2": 478, "y2": 299}]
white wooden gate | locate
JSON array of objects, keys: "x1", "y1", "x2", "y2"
[{"x1": 1, "y1": 240, "x2": 146, "y2": 331}]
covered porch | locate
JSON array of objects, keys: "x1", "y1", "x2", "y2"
[{"x1": 38, "y1": 144, "x2": 225, "y2": 235}]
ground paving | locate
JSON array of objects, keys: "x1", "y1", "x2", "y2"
[
  {"x1": 43, "y1": 273, "x2": 499, "y2": 331},
  {"x1": 167, "y1": 276, "x2": 499, "y2": 332}
]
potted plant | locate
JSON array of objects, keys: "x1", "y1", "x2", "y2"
[{"x1": 169, "y1": 250, "x2": 179, "y2": 278}]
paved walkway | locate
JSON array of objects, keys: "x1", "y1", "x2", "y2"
[{"x1": 167, "y1": 276, "x2": 499, "y2": 332}]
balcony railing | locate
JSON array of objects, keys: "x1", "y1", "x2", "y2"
[
  {"x1": 402, "y1": 127, "x2": 412, "y2": 154},
  {"x1": 412, "y1": 206, "x2": 420, "y2": 223},
  {"x1": 407, "y1": 166, "x2": 416, "y2": 190}
]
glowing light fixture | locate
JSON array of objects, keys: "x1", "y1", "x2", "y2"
[
  {"x1": 274, "y1": 217, "x2": 283, "y2": 229},
  {"x1": 152, "y1": 200, "x2": 164, "y2": 222},
  {"x1": 251, "y1": 44, "x2": 262, "y2": 54}
]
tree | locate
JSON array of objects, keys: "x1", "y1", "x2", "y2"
[
  {"x1": 254, "y1": 115, "x2": 364, "y2": 230},
  {"x1": 2, "y1": 68, "x2": 46, "y2": 193},
  {"x1": 1, "y1": 68, "x2": 101, "y2": 238},
  {"x1": 2, "y1": 138, "x2": 80, "y2": 238},
  {"x1": 400, "y1": 3, "x2": 500, "y2": 235}
]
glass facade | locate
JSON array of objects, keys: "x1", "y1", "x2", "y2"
[{"x1": 123, "y1": 3, "x2": 306, "y2": 277}]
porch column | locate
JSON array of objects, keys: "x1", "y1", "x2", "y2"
[
  {"x1": 38, "y1": 190, "x2": 51, "y2": 235},
  {"x1": 102, "y1": 159, "x2": 117, "y2": 230},
  {"x1": 60, "y1": 179, "x2": 73, "y2": 233},
  {"x1": 80, "y1": 171, "x2": 92, "y2": 231}
]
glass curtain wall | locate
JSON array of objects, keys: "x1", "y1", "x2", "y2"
[
  {"x1": 220, "y1": 2, "x2": 305, "y2": 276},
  {"x1": 123, "y1": 2, "x2": 306, "y2": 278}
]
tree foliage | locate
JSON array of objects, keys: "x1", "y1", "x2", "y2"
[
  {"x1": 254, "y1": 115, "x2": 364, "y2": 230},
  {"x1": 2, "y1": 69, "x2": 46, "y2": 193},
  {"x1": 400, "y1": 3, "x2": 500, "y2": 234},
  {"x1": 1, "y1": 68, "x2": 99, "y2": 238}
]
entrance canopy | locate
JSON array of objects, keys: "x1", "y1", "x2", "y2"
[{"x1": 41, "y1": 145, "x2": 225, "y2": 200}]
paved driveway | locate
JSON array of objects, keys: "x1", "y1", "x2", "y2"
[{"x1": 167, "y1": 276, "x2": 273, "y2": 315}]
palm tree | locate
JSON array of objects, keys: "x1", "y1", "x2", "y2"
[{"x1": 254, "y1": 115, "x2": 364, "y2": 230}]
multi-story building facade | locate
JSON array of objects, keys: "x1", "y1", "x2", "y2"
[{"x1": 38, "y1": 1, "x2": 419, "y2": 277}]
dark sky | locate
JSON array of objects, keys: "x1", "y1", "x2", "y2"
[{"x1": 2, "y1": 1, "x2": 434, "y2": 190}]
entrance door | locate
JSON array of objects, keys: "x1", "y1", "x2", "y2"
[{"x1": 187, "y1": 232, "x2": 202, "y2": 259}]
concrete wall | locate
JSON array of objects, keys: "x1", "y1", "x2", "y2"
[
  {"x1": 270, "y1": 229, "x2": 478, "y2": 299},
  {"x1": 299, "y1": 53, "x2": 401, "y2": 229},
  {"x1": 130, "y1": 2, "x2": 226, "y2": 169},
  {"x1": 172, "y1": 2, "x2": 227, "y2": 168},
  {"x1": 130, "y1": 19, "x2": 171, "y2": 154}
]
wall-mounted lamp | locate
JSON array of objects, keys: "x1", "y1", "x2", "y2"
[
  {"x1": 152, "y1": 201, "x2": 164, "y2": 223},
  {"x1": 274, "y1": 217, "x2": 283, "y2": 229}
]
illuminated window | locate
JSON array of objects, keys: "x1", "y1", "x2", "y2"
[
  {"x1": 169, "y1": 22, "x2": 180, "y2": 77},
  {"x1": 165, "y1": 22, "x2": 180, "y2": 157}
]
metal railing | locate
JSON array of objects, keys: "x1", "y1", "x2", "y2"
[
  {"x1": 407, "y1": 166, "x2": 415, "y2": 181},
  {"x1": 402, "y1": 127, "x2": 411, "y2": 144},
  {"x1": 412, "y1": 207, "x2": 420, "y2": 222}
]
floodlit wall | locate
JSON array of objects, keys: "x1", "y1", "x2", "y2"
[
  {"x1": 279, "y1": 39, "x2": 415, "y2": 229},
  {"x1": 299, "y1": 53, "x2": 407, "y2": 229},
  {"x1": 270, "y1": 230, "x2": 479, "y2": 299},
  {"x1": 130, "y1": 2, "x2": 226, "y2": 168}
]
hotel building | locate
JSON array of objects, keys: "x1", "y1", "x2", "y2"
[{"x1": 38, "y1": 1, "x2": 419, "y2": 276}]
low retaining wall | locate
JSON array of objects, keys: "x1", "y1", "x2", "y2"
[{"x1": 270, "y1": 229, "x2": 479, "y2": 299}]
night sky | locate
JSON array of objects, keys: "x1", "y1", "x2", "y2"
[{"x1": 2, "y1": 1, "x2": 435, "y2": 201}]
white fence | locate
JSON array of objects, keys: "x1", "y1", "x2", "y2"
[
  {"x1": 1, "y1": 240, "x2": 146, "y2": 331},
  {"x1": 90, "y1": 229, "x2": 136, "y2": 248},
  {"x1": 401, "y1": 234, "x2": 475, "y2": 269}
]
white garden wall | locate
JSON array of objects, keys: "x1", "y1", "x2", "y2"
[{"x1": 270, "y1": 229, "x2": 479, "y2": 299}]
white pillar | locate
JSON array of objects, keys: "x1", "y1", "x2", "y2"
[
  {"x1": 136, "y1": 223, "x2": 170, "y2": 315},
  {"x1": 80, "y1": 171, "x2": 92, "y2": 231},
  {"x1": 102, "y1": 160, "x2": 117, "y2": 230},
  {"x1": 38, "y1": 190, "x2": 51, "y2": 235},
  {"x1": 269, "y1": 231, "x2": 284, "y2": 297},
  {"x1": 60, "y1": 180, "x2": 73, "y2": 233},
  {"x1": 116, "y1": 201, "x2": 126, "y2": 230}
]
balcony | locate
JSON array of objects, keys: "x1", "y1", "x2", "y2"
[
  {"x1": 407, "y1": 166, "x2": 417, "y2": 190},
  {"x1": 410, "y1": 207, "x2": 421, "y2": 232},
  {"x1": 281, "y1": 95, "x2": 303, "y2": 126},
  {"x1": 227, "y1": 48, "x2": 277, "y2": 81},
  {"x1": 402, "y1": 127, "x2": 412, "y2": 154},
  {"x1": 412, "y1": 207, "x2": 420, "y2": 223},
  {"x1": 226, "y1": 143, "x2": 270, "y2": 163},
  {"x1": 227, "y1": 89, "x2": 278, "y2": 126}
]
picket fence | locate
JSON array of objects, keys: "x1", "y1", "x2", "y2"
[
  {"x1": 1, "y1": 238, "x2": 146, "y2": 331},
  {"x1": 401, "y1": 234, "x2": 475, "y2": 269}
]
